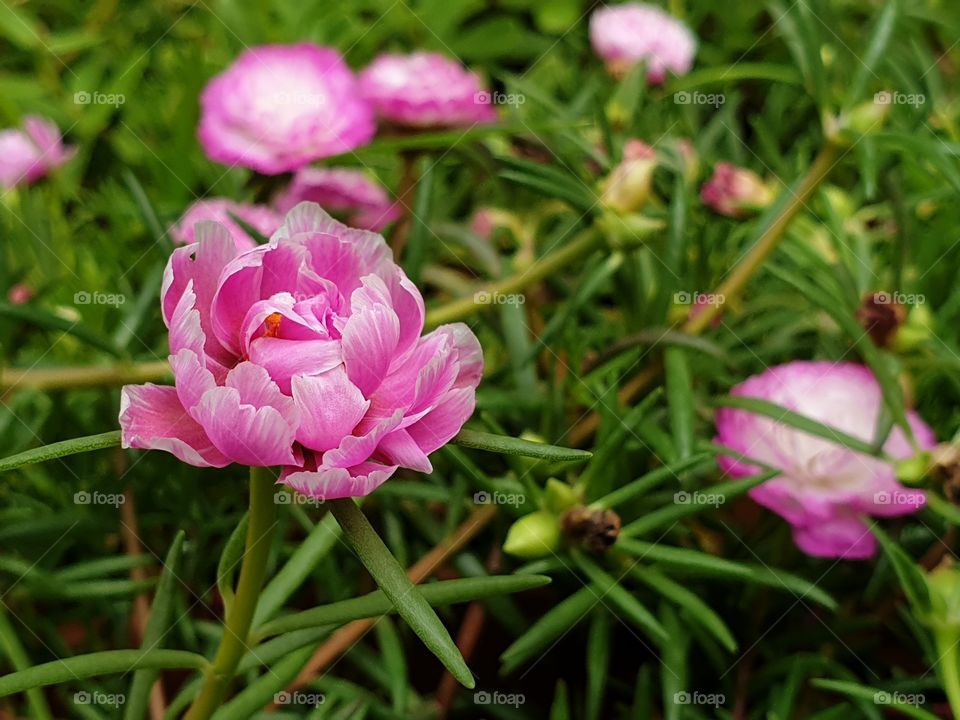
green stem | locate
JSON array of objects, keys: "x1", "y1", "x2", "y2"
[
  {"x1": 0, "y1": 607, "x2": 53, "y2": 719},
  {"x1": 937, "y1": 631, "x2": 960, "y2": 720},
  {"x1": 424, "y1": 227, "x2": 604, "y2": 328},
  {"x1": 184, "y1": 467, "x2": 278, "y2": 720},
  {"x1": 1, "y1": 360, "x2": 170, "y2": 393}
]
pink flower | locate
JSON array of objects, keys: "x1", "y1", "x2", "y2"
[
  {"x1": 589, "y1": 3, "x2": 697, "y2": 83},
  {"x1": 171, "y1": 199, "x2": 282, "y2": 250},
  {"x1": 7, "y1": 283, "x2": 33, "y2": 305},
  {"x1": 715, "y1": 361, "x2": 936, "y2": 559},
  {"x1": 0, "y1": 116, "x2": 75, "y2": 190},
  {"x1": 274, "y1": 168, "x2": 400, "y2": 231},
  {"x1": 358, "y1": 52, "x2": 498, "y2": 128},
  {"x1": 700, "y1": 162, "x2": 774, "y2": 218},
  {"x1": 198, "y1": 44, "x2": 376, "y2": 175},
  {"x1": 120, "y1": 203, "x2": 482, "y2": 500}
]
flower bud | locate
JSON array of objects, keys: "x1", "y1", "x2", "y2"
[
  {"x1": 700, "y1": 163, "x2": 774, "y2": 218},
  {"x1": 503, "y1": 511, "x2": 561, "y2": 559},
  {"x1": 544, "y1": 478, "x2": 581, "y2": 514},
  {"x1": 924, "y1": 560, "x2": 960, "y2": 633},
  {"x1": 599, "y1": 140, "x2": 657, "y2": 214},
  {"x1": 895, "y1": 452, "x2": 931, "y2": 486},
  {"x1": 892, "y1": 304, "x2": 935, "y2": 353}
]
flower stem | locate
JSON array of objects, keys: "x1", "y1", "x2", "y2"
[
  {"x1": 424, "y1": 227, "x2": 604, "y2": 329},
  {"x1": 937, "y1": 630, "x2": 960, "y2": 719},
  {"x1": 1, "y1": 359, "x2": 170, "y2": 393},
  {"x1": 184, "y1": 466, "x2": 277, "y2": 720}
]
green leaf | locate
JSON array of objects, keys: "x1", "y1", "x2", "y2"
[
  {"x1": 585, "y1": 611, "x2": 611, "y2": 720},
  {"x1": 452, "y1": 428, "x2": 591, "y2": 463},
  {"x1": 811, "y1": 679, "x2": 939, "y2": 720},
  {"x1": 404, "y1": 158, "x2": 433, "y2": 285},
  {"x1": 664, "y1": 347, "x2": 695, "y2": 462},
  {"x1": 620, "y1": 470, "x2": 778, "y2": 537},
  {"x1": 574, "y1": 554, "x2": 668, "y2": 645},
  {"x1": 871, "y1": 525, "x2": 930, "y2": 612},
  {"x1": 713, "y1": 396, "x2": 879, "y2": 456},
  {"x1": 845, "y1": 0, "x2": 900, "y2": 109},
  {"x1": 211, "y1": 644, "x2": 317, "y2": 720},
  {"x1": 925, "y1": 493, "x2": 960, "y2": 526},
  {"x1": 329, "y1": 499, "x2": 475, "y2": 688},
  {"x1": 616, "y1": 539, "x2": 838, "y2": 610},
  {"x1": 0, "y1": 302, "x2": 121, "y2": 357},
  {"x1": 375, "y1": 618, "x2": 408, "y2": 713},
  {"x1": 124, "y1": 530, "x2": 186, "y2": 720},
  {"x1": 252, "y1": 512, "x2": 341, "y2": 627},
  {"x1": 501, "y1": 586, "x2": 595, "y2": 674},
  {"x1": 550, "y1": 680, "x2": 570, "y2": 720},
  {"x1": 256, "y1": 574, "x2": 551, "y2": 639},
  {"x1": 629, "y1": 566, "x2": 737, "y2": 652},
  {"x1": 217, "y1": 513, "x2": 249, "y2": 616},
  {"x1": 0, "y1": 650, "x2": 208, "y2": 697},
  {"x1": 0, "y1": 607, "x2": 54, "y2": 720},
  {"x1": 0, "y1": 430, "x2": 121, "y2": 474},
  {"x1": 592, "y1": 453, "x2": 715, "y2": 509}
]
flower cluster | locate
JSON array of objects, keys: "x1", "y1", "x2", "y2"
[{"x1": 0, "y1": 116, "x2": 74, "y2": 190}]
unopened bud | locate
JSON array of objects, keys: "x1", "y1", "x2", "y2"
[
  {"x1": 700, "y1": 163, "x2": 774, "y2": 218},
  {"x1": 503, "y1": 511, "x2": 561, "y2": 559}
]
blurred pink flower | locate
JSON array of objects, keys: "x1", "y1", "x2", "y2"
[
  {"x1": 715, "y1": 361, "x2": 936, "y2": 559},
  {"x1": 171, "y1": 199, "x2": 282, "y2": 250},
  {"x1": 120, "y1": 203, "x2": 482, "y2": 500},
  {"x1": 274, "y1": 167, "x2": 400, "y2": 231},
  {"x1": 589, "y1": 3, "x2": 696, "y2": 83},
  {"x1": 700, "y1": 162, "x2": 774, "y2": 218},
  {"x1": 7, "y1": 283, "x2": 33, "y2": 305},
  {"x1": 359, "y1": 51, "x2": 498, "y2": 128},
  {"x1": 0, "y1": 116, "x2": 75, "y2": 190},
  {"x1": 198, "y1": 44, "x2": 375, "y2": 174}
]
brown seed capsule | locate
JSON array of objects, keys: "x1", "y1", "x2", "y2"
[
  {"x1": 856, "y1": 292, "x2": 907, "y2": 348},
  {"x1": 932, "y1": 444, "x2": 960, "y2": 504},
  {"x1": 561, "y1": 506, "x2": 622, "y2": 553}
]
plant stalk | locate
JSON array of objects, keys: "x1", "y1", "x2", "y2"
[{"x1": 184, "y1": 466, "x2": 277, "y2": 720}]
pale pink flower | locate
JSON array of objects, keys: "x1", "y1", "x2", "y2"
[
  {"x1": 700, "y1": 162, "x2": 774, "y2": 218},
  {"x1": 171, "y1": 199, "x2": 282, "y2": 250},
  {"x1": 7, "y1": 283, "x2": 33, "y2": 305},
  {"x1": 120, "y1": 203, "x2": 482, "y2": 500},
  {"x1": 198, "y1": 44, "x2": 375, "y2": 174},
  {"x1": 359, "y1": 51, "x2": 497, "y2": 128},
  {"x1": 0, "y1": 116, "x2": 75, "y2": 189},
  {"x1": 274, "y1": 168, "x2": 400, "y2": 231},
  {"x1": 715, "y1": 361, "x2": 936, "y2": 559},
  {"x1": 589, "y1": 3, "x2": 697, "y2": 83}
]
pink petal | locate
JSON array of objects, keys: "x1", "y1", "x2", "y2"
[
  {"x1": 341, "y1": 302, "x2": 400, "y2": 397},
  {"x1": 192, "y1": 386, "x2": 298, "y2": 466},
  {"x1": 377, "y1": 428, "x2": 433, "y2": 473},
  {"x1": 405, "y1": 387, "x2": 476, "y2": 455},
  {"x1": 792, "y1": 514, "x2": 877, "y2": 560},
  {"x1": 281, "y1": 460, "x2": 398, "y2": 500},
  {"x1": 292, "y1": 367, "x2": 370, "y2": 452},
  {"x1": 120, "y1": 384, "x2": 230, "y2": 468},
  {"x1": 247, "y1": 337, "x2": 342, "y2": 395}
]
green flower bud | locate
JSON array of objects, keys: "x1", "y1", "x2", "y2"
[
  {"x1": 544, "y1": 478, "x2": 581, "y2": 514},
  {"x1": 503, "y1": 511, "x2": 561, "y2": 559}
]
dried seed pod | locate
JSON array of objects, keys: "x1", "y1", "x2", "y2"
[{"x1": 561, "y1": 506, "x2": 622, "y2": 553}]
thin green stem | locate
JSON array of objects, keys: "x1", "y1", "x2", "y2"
[
  {"x1": 937, "y1": 631, "x2": 960, "y2": 720},
  {"x1": 184, "y1": 467, "x2": 278, "y2": 720},
  {"x1": 1, "y1": 360, "x2": 170, "y2": 393},
  {"x1": 0, "y1": 607, "x2": 53, "y2": 720},
  {"x1": 424, "y1": 227, "x2": 604, "y2": 329}
]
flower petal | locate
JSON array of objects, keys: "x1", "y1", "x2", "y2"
[
  {"x1": 341, "y1": 301, "x2": 400, "y2": 397},
  {"x1": 292, "y1": 367, "x2": 370, "y2": 452}
]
